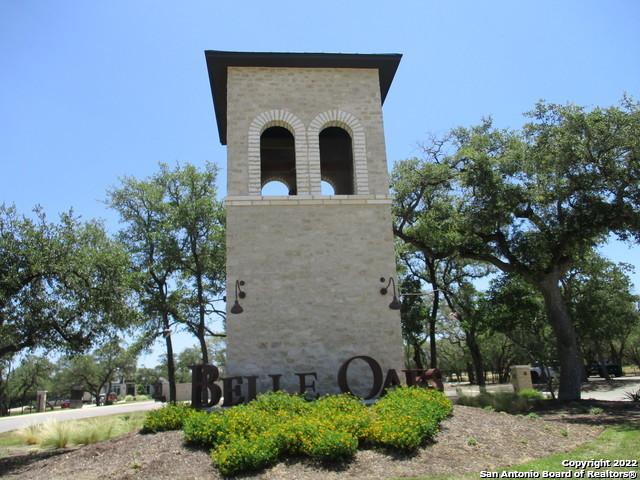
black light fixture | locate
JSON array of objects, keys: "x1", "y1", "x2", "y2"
[
  {"x1": 380, "y1": 277, "x2": 402, "y2": 310},
  {"x1": 230, "y1": 280, "x2": 246, "y2": 314}
]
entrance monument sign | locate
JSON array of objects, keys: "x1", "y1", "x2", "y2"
[{"x1": 204, "y1": 51, "x2": 406, "y2": 402}]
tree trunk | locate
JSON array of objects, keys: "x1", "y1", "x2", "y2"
[
  {"x1": 429, "y1": 292, "x2": 439, "y2": 368},
  {"x1": 465, "y1": 331, "x2": 486, "y2": 389},
  {"x1": 426, "y1": 263, "x2": 439, "y2": 369},
  {"x1": 195, "y1": 265, "x2": 209, "y2": 364},
  {"x1": 0, "y1": 373, "x2": 9, "y2": 417},
  {"x1": 596, "y1": 344, "x2": 610, "y2": 381},
  {"x1": 610, "y1": 339, "x2": 625, "y2": 366},
  {"x1": 198, "y1": 333, "x2": 209, "y2": 365},
  {"x1": 466, "y1": 361, "x2": 475, "y2": 384},
  {"x1": 95, "y1": 383, "x2": 106, "y2": 406},
  {"x1": 163, "y1": 312, "x2": 177, "y2": 403},
  {"x1": 537, "y1": 276, "x2": 583, "y2": 401},
  {"x1": 412, "y1": 340, "x2": 424, "y2": 369}
]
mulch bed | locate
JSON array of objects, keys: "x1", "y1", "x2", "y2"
[{"x1": 3, "y1": 400, "x2": 637, "y2": 480}]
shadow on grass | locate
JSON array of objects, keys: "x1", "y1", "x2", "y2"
[{"x1": 613, "y1": 421, "x2": 640, "y2": 432}]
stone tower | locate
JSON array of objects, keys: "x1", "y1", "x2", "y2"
[{"x1": 205, "y1": 51, "x2": 405, "y2": 402}]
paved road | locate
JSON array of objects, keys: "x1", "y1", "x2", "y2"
[{"x1": 0, "y1": 401, "x2": 163, "y2": 434}]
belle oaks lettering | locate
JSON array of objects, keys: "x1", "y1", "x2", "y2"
[{"x1": 191, "y1": 355, "x2": 443, "y2": 408}]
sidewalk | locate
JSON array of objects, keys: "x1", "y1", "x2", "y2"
[
  {"x1": 580, "y1": 375, "x2": 640, "y2": 401},
  {"x1": 444, "y1": 375, "x2": 640, "y2": 402}
]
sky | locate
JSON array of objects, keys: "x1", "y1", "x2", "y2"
[{"x1": 2, "y1": 1, "x2": 639, "y2": 367}]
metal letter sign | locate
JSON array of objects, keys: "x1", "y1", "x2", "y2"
[
  {"x1": 337, "y1": 355, "x2": 384, "y2": 400},
  {"x1": 191, "y1": 364, "x2": 222, "y2": 408},
  {"x1": 190, "y1": 358, "x2": 444, "y2": 408}
]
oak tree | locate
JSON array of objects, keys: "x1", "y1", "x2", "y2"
[{"x1": 392, "y1": 98, "x2": 640, "y2": 400}]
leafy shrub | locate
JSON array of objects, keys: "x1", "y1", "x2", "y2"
[
  {"x1": 212, "y1": 435, "x2": 281, "y2": 475},
  {"x1": 366, "y1": 386, "x2": 453, "y2": 451},
  {"x1": 518, "y1": 389, "x2": 545, "y2": 404},
  {"x1": 303, "y1": 429, "x2": 358, "y2": 461},
  {"x1": 250, "y1": 389, "x2": 309, "y2": 415},
  {"x1": 189, "y1": 392, "x2": 365, "y2": 474},
  {"x1": 458, "y1": 390, "x2": 542, "y2": 414},
  {"x1": 307, "y1": 393, "x2": 371, "y2": 442},
  {"x1": 183, "y1": 410, "x2": 226, "y2": 446},
  {"x1": 142, "y1": 402, "x2": 195, "y2": 432},
  {"x1": 158, "y1": 388, "x2": 452, "y2": 475}
]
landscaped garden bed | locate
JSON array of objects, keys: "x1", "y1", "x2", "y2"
[{"x1": 143, "y1": 386, "x2": 454, "y2": 474}]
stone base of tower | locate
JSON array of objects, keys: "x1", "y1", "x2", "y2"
[{"x1": 224, "y1": 195, "x2": 405, "y2": 399}]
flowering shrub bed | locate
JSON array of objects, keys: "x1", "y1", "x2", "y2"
[
  {"x1": 145, "y1": 387, "x2": 453, "y2": 475},
  {"x1": 180, "y1": 387, "x2": 453, "y2": 475},
  {"x1": 367, "y1": 386, "x2": 453, "y2": 451},
  {"x1": 142, "y1": 402, "x2": 196, "y2": 432}
]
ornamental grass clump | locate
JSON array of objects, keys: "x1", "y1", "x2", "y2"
[
  {"x1": 142, "y1": 402, "x2": 196, "y2": 432},
  {"x1": 38, "y1": 420, "x2": 75, "y2": 449}
]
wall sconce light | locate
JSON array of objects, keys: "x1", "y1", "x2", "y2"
[
  {"x1": 380, "y1": 277, "x2": 402, "y2": 310},
  {"x1": 230, "y1": 280, "x2": 246, "y2": 314}
]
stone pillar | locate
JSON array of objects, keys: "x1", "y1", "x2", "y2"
[
  {"x1": 35, "y1": 390, "x2": 47, "y2": 412},
  {"x1": 510, "y1": 365, "x2": 533, "y2": 392}
]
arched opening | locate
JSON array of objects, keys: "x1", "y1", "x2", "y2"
[
  {"x1": 261, "y1": 126, "x2": 296, "y2": 195},
  {"x1": 321, "y1": 181, "x2": 335, "y2": 195},
  {"x1": 319, "y1": 127, "x2": 353, "y2": 195},
  {"x1": 261, "y1": 180, "x2": 290, "y2": 196}
]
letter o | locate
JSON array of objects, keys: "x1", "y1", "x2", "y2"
[{"x1": 337, "y1": 355, "x2": 383, "y2": 400}]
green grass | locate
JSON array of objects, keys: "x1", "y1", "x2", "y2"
[
  {"x1": 0, "y1": 430, "x2": 23, "y2": 450},
  {"x1": 392, "y1": 423, "x2": 640, "y2": 480}
]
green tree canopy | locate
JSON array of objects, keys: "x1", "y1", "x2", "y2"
[
  {"x1": 0, "y1": 204, "x2": 137, "y2": 360},
  {"x1": 56, "y1": 340, "x2": 139, "y2": 405},
  {"x1": 0, "y1": 355, "x2": 54, "y2": 414},
  {"x1": 160, "y1": 162, "x2": 226, "y2": 363},
  {"x1": 564, "y1": 253, "x2": 639, "y2": 374},
  {"x1": 392, "y1": 98, "x2": 640, "y2": 400},
  {"x1": 106, "y1": 161, "x2": 226, "y2": 401}
]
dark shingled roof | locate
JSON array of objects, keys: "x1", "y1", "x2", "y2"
[{"x1": 204, "y1": 51, "x2": 402, "y2": 145}]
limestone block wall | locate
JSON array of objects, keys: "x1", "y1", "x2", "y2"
[
  {"x1": 226, "y1": 67, "x2": 390, "y2": 196},
  {"x1": 225, "y1": 196, "x2": 405, "y2": 397}
]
